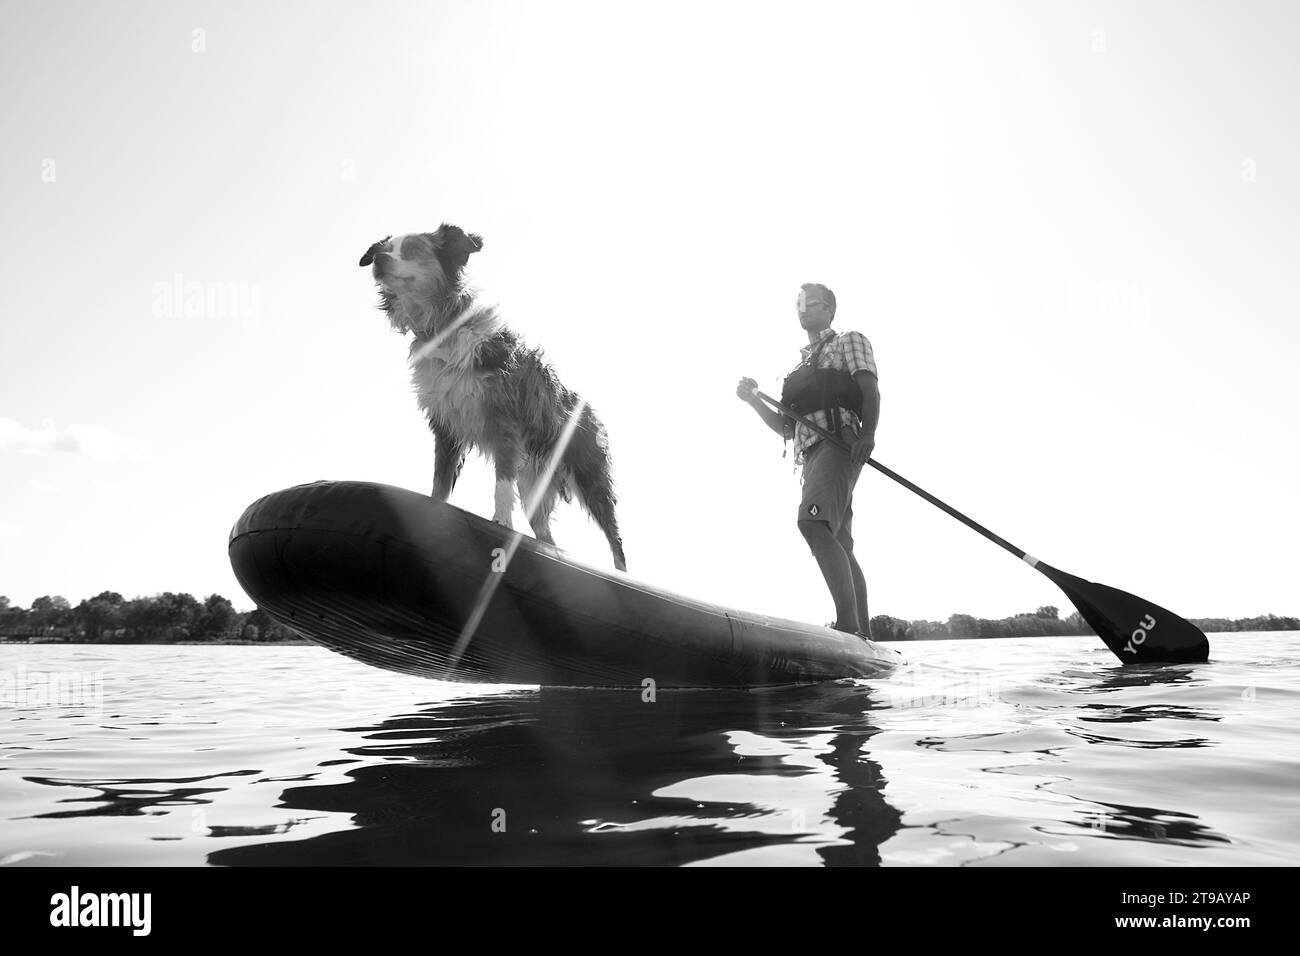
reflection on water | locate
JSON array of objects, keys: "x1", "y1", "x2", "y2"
[
  {"x1": 212, "y1": 683, "x2": 903, "y2": 867},
  {"x1": 1, "y1": 635, "x2": 1297, "y2": 866}
]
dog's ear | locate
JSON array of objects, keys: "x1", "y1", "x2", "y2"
[
  {"x1": 435, "y1": 229, "x2": 484, "y2": 276},
  {"x1": 359, "y1": 236, "x2": 391, "y2": 267}
]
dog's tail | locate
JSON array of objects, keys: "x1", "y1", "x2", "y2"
[
  {"x1": 515, "y1": 355, "x2": 627, "y2": 571},
  {"x1": 562, "y1": 405, "x2": 627, "y2": 572}
]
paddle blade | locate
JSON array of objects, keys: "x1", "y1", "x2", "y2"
[{"x1": 1036, "y1": 564, "x2": 1209, "y2": 664}]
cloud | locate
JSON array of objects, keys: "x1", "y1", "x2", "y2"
[
  {"x1": 0, "y1": 418, "x2": 145, "y2": 463},
  {"x1": 0, "y1": 520, "x2": 18, "y2": 537}
]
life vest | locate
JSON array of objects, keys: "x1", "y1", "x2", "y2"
[{"x1": 780, "y1": 334, "x2": 863, "y2": 433}]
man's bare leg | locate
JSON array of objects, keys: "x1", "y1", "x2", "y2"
[{"x1": 798, "y1": 519, "x2": 858, "y2": 632}]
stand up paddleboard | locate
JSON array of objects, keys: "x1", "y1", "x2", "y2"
[{"x1": 228, "y1": 481, "x2": 904, "y2": 687}]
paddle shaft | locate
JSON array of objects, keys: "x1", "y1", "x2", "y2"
[{"x1": 753, "y1": 389, "x2": 1036, "y2": 566}]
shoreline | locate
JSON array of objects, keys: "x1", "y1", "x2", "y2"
[
  {"x1": 0, "y1": 638, "x2": 311, "y2": 646},
  {"x1": 3, "y1": 631, "x2": 1294, "y2": 647}
]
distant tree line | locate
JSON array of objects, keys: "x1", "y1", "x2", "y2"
[
  {"x1": 868, "y1": 606, "x2": 1300, "y2": 642},
  {"x1": 1, "y1": 594, "x2": 1295, "y2": 644},
  {"x1": 0, "y1": 592, "x2": 308, "y2": 643},
  {"x1": 1182, "y1": 614, "x2": 1300, "y2": 634}
]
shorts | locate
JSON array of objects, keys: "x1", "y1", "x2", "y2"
[{"x1": 798, "y1": 426, "x2": 865, "y2": 535}]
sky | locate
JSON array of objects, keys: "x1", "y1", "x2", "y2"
[{"x1": 1, "y1": 0, "x2": 1297, "y2": 626}]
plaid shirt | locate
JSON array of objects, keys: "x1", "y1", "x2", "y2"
[{"x1": 784, "y1": 328, "x2": 878, "y2": 465}]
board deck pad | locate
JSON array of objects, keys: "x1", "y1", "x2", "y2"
[{"x1": 228, "y1": 481, "x2": 905, "y2": 687}]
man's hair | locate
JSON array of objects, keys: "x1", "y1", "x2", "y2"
[{"x1": 802, "y1": 282, "x2": 837, "y2": 321}]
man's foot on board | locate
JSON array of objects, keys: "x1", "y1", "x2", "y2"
[{"x1": 827, "y1": 621, "x2": 874, "y2": 643}]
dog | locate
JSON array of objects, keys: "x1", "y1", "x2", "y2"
[{"x1": 360, "y1": 223, "x2": 627, "y2": 571}]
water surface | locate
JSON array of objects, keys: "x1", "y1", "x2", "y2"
[{"x1": 1, "y1": 634, "x2": 1296, "y2": 866}]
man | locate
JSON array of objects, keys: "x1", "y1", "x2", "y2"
[{"x1": 737, "y1": 283, "x2": 880, "y2": 638}]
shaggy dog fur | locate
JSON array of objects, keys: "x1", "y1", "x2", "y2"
[{"x1": 360, "y1": 224, "x2": 627, "y2": 571}]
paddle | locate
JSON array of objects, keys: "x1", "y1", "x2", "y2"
[{"x1": 751, "y1": 388, "x2": 1209, "y2": 665}]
